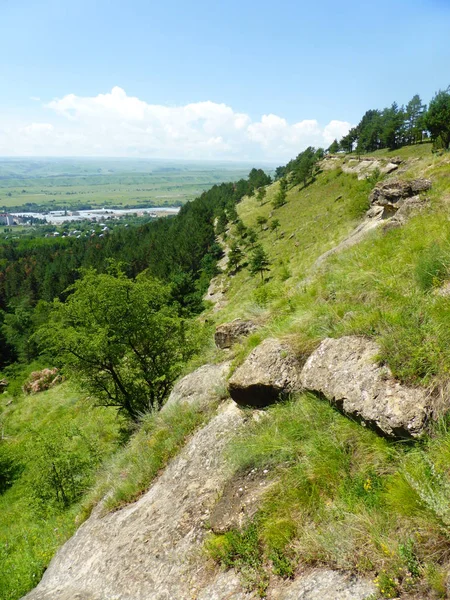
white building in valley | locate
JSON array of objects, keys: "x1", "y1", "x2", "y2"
[{"x1": 0, "y1": 213, "x2": 15, "y2": 226}]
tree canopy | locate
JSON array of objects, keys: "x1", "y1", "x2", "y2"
[
  {"x1": 39, "y1": 268, "x2": 202, "y2": 421},
  {"x1": 425, "y1": 87, "x2": 450, "y2": 149},
  {"x1": 249, "y1": 245, "x2": 271, "y2": 281}
]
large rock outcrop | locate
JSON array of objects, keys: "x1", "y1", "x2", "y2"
[
  {"x1": 228, "y1": 338, "x2": 302, "y2": 407},
  {"x1": 215, "y1": 319, "x2": 258, "y2": 349},
  {"x1": 301, "y1": 336, "x2": 431, "y2": 438},
  {"x1": 369, "y1": 177, "x2": 432, "y2": 221},
  {"x1": 369, "y1": 178, "x2": 432, "y2": 205},
  {"x1": 322, "y1": 156, "x2": 402, "y2": 180},
  {"x1": 313, "y1": 177, "x2": 432, "y2": 270},
  {"x1": 164, "y1": 362, "x2": 230, "y2": 410},
  {"x1": 23, "y1": 397, "x2": 375, "y2": 600},
  {"x1": 24, "y1": 402, "x2": 247, "y2": 600}
]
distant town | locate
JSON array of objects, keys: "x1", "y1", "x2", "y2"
[{"x1": 0, "y1": 207, "x2": 180, "y2": 240}]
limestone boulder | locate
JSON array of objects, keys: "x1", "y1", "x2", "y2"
[
  {"x1": 165, "y1": 362, "x2": 230, "y2": 410},
  {"x1": 301, "y1": 336, "x2": 432, "y2": 438},
  {"x1": 228, "y1": 338, "x2": 302, "y2": 408},
  {"x1": 369, "y1": 178, "x2": 431, "y2": 209},
  {"x1": 386, "y1": 195, "x2": 428, "y2": 228},
  {"x1": 380, "y1": 161, "x2": 400, "y2": 176},
  {"x1": 411, "y1": 178, "x2": 433, "y2": 193},
  {"x1": 215, "y1": 319, "x2": 258, "y2": 349}
]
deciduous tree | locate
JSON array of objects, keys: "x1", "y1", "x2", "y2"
[{"x1": 40, "y1": 268, "x2": 201, "y2": 421}]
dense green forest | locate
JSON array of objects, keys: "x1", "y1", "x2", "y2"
[{"x1": 0, "y1": 168, "x2": 271, "y2": 369}]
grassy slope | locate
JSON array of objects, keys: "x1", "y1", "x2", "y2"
[
  {"x1": 3, "y1": 144, "x2": 450, "y2": 600},
  {"x1": 206, "y1": 145, "x2": 450, "y2": 598},
  {"x1": 0, "y1": 383, "x2": 122, "y2": 600},
  {"x1": 210, "y1": 144, "x2": 450, "y2": 385},
  {"x1": 0, "y1": 378, "x2": 218, "y2": 600}
]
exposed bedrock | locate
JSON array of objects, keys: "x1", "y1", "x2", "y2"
[
  {"x1": 215, "y1": 319, "x2": 258, "y2": 349},
  {"x1": 369, "y1": 177, "x2": 432, "y2": 217},
  {"x1": 23, "y1": 397, "x2": 375, "y2": 600},
  {"x1": 228, "y1": 338, "x2": 303, "y2": 408},
  {"x1": 164, "y1": 361, "x2": 231, "y2": 410},
  {"x1": 301, "y1": 336, "x2": 432, "y2": 438},
  {"x1": 23, "y1": 402, "x2": 247, "y2": 600}
]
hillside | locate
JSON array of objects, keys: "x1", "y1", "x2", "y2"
[
  {"x1": 209, "y1": 143, "x2": 450, "y2": 391},
  {"x1": 4, "y1": 143, "x2": 450, "y2": 600}
]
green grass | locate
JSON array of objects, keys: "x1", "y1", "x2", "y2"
[
  {"x1": 81, "y1": 400, "x2": 218, "y2": 517},
  {"x1": 204, "y1": 144, "x2": 450, "y2": 597},
  {"x1": 211, "y1": 145, "x2": 450, "y2": 391},
  {"x1": 362, "y1": 141, "x2": 433, "y2": 160},
  {"x1": 3, "y1": 143, "x2": 450, "y2": 599},
  {"x1": 207, "y1": 393, "x2": 450, "y2": 599},
  {"x1": 0, "y1": 377, "x2": 219, "y2": 600},
  {"x1": 213, "y1": 168, "x2": 376, "y2": 325},
  {"x1": 0, "y1": 382, "x2": 123, "y2": 600}
]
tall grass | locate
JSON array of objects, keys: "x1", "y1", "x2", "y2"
[
  {"x1": 81, "y1": 400, "x2": 216, "y2": 517},
  {"x1": 0, "y1": 383, "x2": 123, "y2": 600},
  {"x1": 0, "y1": 381, "x2": 216, "y2": 600},
  {"x1": 207, "y1": 394, "x2": 450, "y2": 598}
]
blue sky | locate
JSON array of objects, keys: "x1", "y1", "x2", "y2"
[{"x1": 1, "y1": 0, "x2": 449, "y2": 160}]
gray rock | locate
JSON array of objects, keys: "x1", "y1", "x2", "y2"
[
  {"x1": 209, "y1": 467, "x2": 273, "y2": 533},
  {"x1": 380, "y1": 161, "x2": 399, "y2": 175},
  {"x1": 164, "y1": 362, "x2": 230, "y2": 410},
  {"x1": 274, "y1": 569, "x2": 375, "y2": 599},
  {"x1": 215, "y1": 319, "x2": 258, "y2": 349},
  {"x1": 386, "y1": 195, "x2": 427, "y2": 228},
  {"x1": 411, "y1": 178, "x2": 433, "y2": 193},
  {"x1": 435, "y1": 281, "x2": 450, "y2": 297},
  {"x1": 23, "y1": 402, "x2": 248, "y2": 600},
  {"x1": 369, "y1": 178, "x2": 431, "y2": 209},
  {"x1": 228, "y1": 338, "x2": 302, "y2": 408},
  {"x1": 301, "y1": 336, "x2": 432, "y2": 438},
  {"x1": 21, "y1": 393, "x2": 373, "y2": 600}
]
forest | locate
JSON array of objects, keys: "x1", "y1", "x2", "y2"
[
  {"x1": 334, "y1": 86, "x2": 450, "y2": 154},
  {"x1": 0, "y1": 168, "x2": 272, "y2": 371}
]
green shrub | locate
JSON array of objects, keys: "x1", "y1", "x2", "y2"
[
  {"x1": 25, "y1": 425, "x2": 101, "y2": 513},
  {"x1": 0, "y1": 442, "x2": 22, "y2": 494}
]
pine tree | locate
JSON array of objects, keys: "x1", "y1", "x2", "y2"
[
  {"x1": 328, "y1": 139, "x2": 340, "y2": 154},
  {"x1": 256, "y1": 215, "x2": 268, "y2": 231},
  {"x1": 405, "y1": 94, "x2": 426, "y2": 144},
  {"x1": 425, "y1": 87, "x2": 450, "y2": 150},
  {"x1": 249, "y1": 245, "x2": 270, "y2": 282},
  {"x1": 227, "y1": 242, "x2": 243, "y2": 273},
  {"x1": 272, "y1": 178, "x2": 287, "y2": 208},
  {"x1": 256, "y1": 187, "x2": 267, "y2": 205},
  {"x1": 270, "y1": 218, "x2": 280, "y2": 238}
]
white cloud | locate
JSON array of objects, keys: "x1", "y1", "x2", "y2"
[
  {"x1": 0, "y1": 87, "x2": 352, "y2": 160},
  {"x1": 19, "y1": 123, "x2": 54, "y2": 135},
  {"x1": 323, "y1": 120, "x2": 353, "y2": 146}
]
